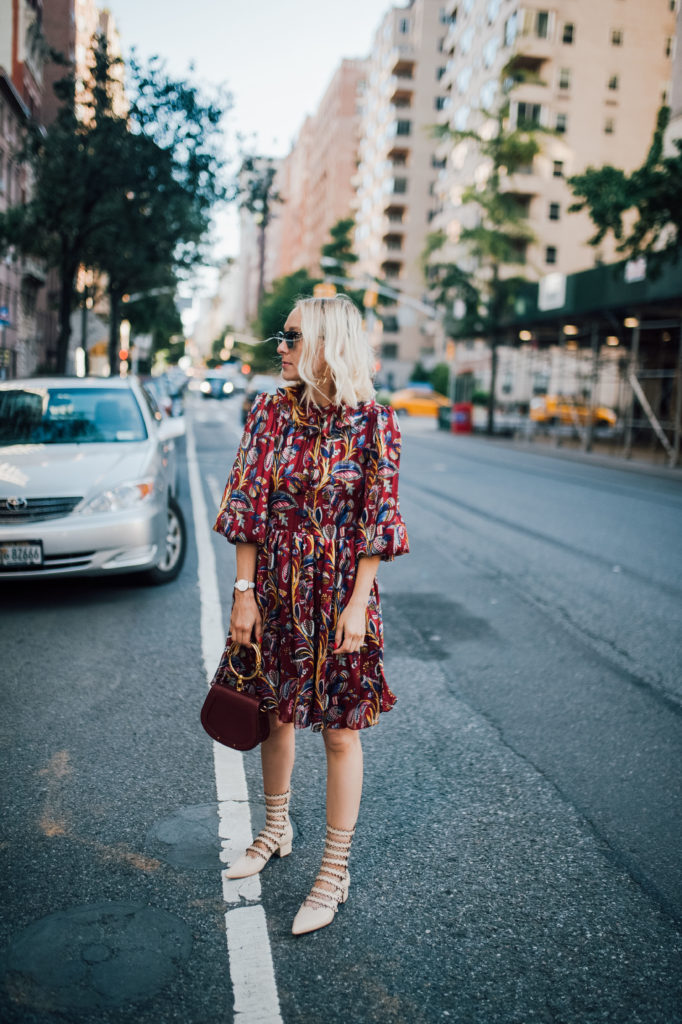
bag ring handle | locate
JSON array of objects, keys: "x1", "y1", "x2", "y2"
[{"x1": 226, "y1": 640, "x2": 262, "y2": 682}]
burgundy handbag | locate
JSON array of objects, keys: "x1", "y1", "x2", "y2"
[{"x1": 201, "y1": 641, "x2": 271, "y2": 751}]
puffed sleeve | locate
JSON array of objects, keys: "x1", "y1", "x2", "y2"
[
  {"x1": 212, "y1": 392, "x2": 276, "y2": 545},
  {"x1": 355, "y1": 405, "x2": 409, "y2": 562}
]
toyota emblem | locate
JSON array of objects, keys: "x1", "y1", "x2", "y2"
[{"x1": 5, "y1": 496, "x2": 28, "y2": 510}]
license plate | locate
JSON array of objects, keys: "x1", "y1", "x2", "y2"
[{"x1": 0, "y1": 541, "x2": 43, "y2": 567}]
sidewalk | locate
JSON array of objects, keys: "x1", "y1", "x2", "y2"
[{"x1": 457, "y1": 430, "x2": 682, "y2": 483}]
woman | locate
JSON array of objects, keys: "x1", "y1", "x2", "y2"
[{"x1": 213, "y1": 294, "x2": 408, "y2": 936}]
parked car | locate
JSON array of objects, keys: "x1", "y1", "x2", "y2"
[
  {"x1": 530, "y1": 395, "x2": 618, "y2": 428},
  {"x1": 241, "y1": 374, "x2": 281, "y2": 423},
  {"x1": 0, "y1": 377, "x2": 186, "y2": 584},
  {"x1": 141, "y1": 374, "x2": 185, "y2": 420},
  {"x1": 389, "y1": 387, "x2": 451, "y2": 417}
]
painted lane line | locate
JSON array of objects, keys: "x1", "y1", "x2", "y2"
[{"x1": 186, "y1": 417, "x2": 283, "y2": 1024}]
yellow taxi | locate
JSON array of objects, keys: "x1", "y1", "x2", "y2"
[
  {"x1": 389, "y1": 387, "x2": 451, "y2": 417},
  {"x1": 530, "y1": 395, "x2": 618, "y2": 428}
]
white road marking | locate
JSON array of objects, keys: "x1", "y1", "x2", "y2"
[{"x1": 186, "y1": 417, "x2": 283, "y2": 1024}]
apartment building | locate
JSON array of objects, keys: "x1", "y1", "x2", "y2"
[
  {"x1": 664, "y1": 2, "x2": 681, "y2": 153},
  {"x1": 0, "y1": 0, "x2": 58, "y2": 378},
  {"x1": 436, "y1": 0, "x2": 676, "y2": 280},
  {"x1": 354, "y1": 0, "x2": 450, "y2": 386},
  {"x1": 274, "y1": 59, "x2": 366, "y2": 278}
]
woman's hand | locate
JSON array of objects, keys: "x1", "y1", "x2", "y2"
[
  {"x1": 230, "y1": 591, "x2": 263, "y2": 646},
  {"x1": 334, "y1": 599, "x2": 367, "y2": 655}
]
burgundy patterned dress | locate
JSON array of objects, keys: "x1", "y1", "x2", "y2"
[{"x1": 213, "y1": 384, "x2": 409, "y2": 731}]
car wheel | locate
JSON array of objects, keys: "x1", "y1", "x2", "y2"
[{"x1": 143, "y1": 496, "x2": 187, "y2": 585}]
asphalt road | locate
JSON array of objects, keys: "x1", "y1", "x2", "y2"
[{"x1": 1, "y1": 395, "x2": 681, "y2": 1024}]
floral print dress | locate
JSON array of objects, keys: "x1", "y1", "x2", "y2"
[{"x1": 213, "y1": 384, "x2": 409, "y2": 731}]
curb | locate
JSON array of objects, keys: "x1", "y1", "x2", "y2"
[{"x1": 457, "y1": 433, "x2": 682, "y2": 483}]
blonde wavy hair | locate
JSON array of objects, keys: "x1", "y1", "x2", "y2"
[{"x1": 292, "y1": 295, "x2": 375, "y2": 408}]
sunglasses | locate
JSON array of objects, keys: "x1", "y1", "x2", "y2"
[{"x1": 270, "y1": 330, "x2": 302, "y2": 350}]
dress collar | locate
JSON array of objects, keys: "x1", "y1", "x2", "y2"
[{"x1": 279, "y1": 385, "x2": 370, "y2": 433}]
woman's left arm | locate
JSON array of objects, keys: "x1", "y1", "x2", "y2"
[{"x1": 334, "y1": 554, "x2": 381, "y2": 654}]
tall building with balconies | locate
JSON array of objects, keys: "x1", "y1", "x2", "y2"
[
  {"x1": 354, "y1": 0, "x2": 449, "y2": 385},
  {"x1": 274, "y1": 58, "x2": 367, "y2": 278},
  {"x1": 436, "y1": 0, "x2": 676, "y2": 280}
]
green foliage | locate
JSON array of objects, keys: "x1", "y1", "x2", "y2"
[
  {"x1": 569, "y1": 106, "x2": 682, "y2": 263},
  {"x1": 321, "y1": 218, "x2": 359, "y2": 277},
  {"x1": 0, "y1": 34, "x2": 229, "y2": 373},
  {"x1": 410, "y1": 361, "x2": 431, "y2": 383},
  {"x1": 430, "y1": 363, "x2": 449, "y2": 397}
]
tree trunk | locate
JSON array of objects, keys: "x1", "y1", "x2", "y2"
[
  {"x1": 56, "y1": 258, "x2": 77, "y2": 375},
  {"x1": 257, "y1": 221, "x2": 266, "y2": 308},
  {"x1": 108, "y1": 288, "x2": 120, "y2": 377},
  {"x1": 487, "y1": 337, "x2": 498, "y2": 435}
]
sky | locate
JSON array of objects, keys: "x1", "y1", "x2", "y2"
[{"x1": 103, "y1": 0, "x2": 397, "y2": 277}]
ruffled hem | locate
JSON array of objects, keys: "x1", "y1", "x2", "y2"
[{"x1": 261, "y1": 689, "x2": 398, "y2": 731}]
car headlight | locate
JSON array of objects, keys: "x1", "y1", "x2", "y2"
[
  {"x1": 222, "y1": 381, "x2": 234, "y2": 394},
  {"x1": 79, "y1": 480, "x2": 155, "y2": 515},
  {"x1": 200, "y1": 381, "x2": 211, "y2": 394}
]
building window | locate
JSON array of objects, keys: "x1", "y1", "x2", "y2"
[
  {"x1": 549, "y1": 202, "x2": 560, "y2": 221},
  {"x1": 393, "y1": 177, "x2": 408, "y2": 194},
  {"x1": 553, "y1": 160, "x2": 564, "y2": 178},
  {"x1": 604, "y1": 118, "x2": 615, "y2": 134},
  {"x1": 396, "y1": 120, "x2": 411, "y2": 136},
  {"x1": 517, "y1": 102, "x2": 542, "y2": 127},
  {"x1": 437, "y1": 66, "x2": 446, "y2": 80},
  {"x1": 611, "y1": 28, "x2": 623, "y2": 46},
  {"x1": 385, "y1": 234, "x2": 403, "y2": 251},
  {"x1": 559, "y1": 67, "x2": 571, "y2": 90},
  {"x1": 545, "y1": 246, "x2": 557, "y2": 264},
  {"x1": 431, "y1": 154, "x2": 447, "y2": 169},
  {"x1": 608, "y1": 75, "x2": 619, "y2": 91},
  {"x1": 665, "y1": 37, "x2": 673, "y2": 57},
  {"x1": 556, "y1": 112, "x2": 567, "y2": 133},
  {"x1": 504, "y1": 12, "x2": 518, "y2": 46},
  {"x1": 536, "y1": 11, "x2": 550, "y2": 39},
  {"x1": 435, "y1": 96, "x2": 446, "y2": 110},
  {"x1": 382, "y1": 320, "x2": 399, "y2": 338},
  {"x1": 399, "y1": 18, "x2": 410, "y2": 33},
  {"x1": 382, "y1": 342, "x2": 399, "y2": 358},
  {"x1": 563, "y1": 23, "x2": 574, "y2": 44}
]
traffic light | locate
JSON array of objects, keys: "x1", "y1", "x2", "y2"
[{"x1": 119, "y1": 348, "x2": 129, "y2": 361}]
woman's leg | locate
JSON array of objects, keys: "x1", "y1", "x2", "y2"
[
  {"x1": 291, "y1": 728, "x2": 363, "y2": 931},
  {"x1": 260, "y1": 713, "x2": 296, "y2": 794},
  {"x1": 225, "y1": 714, "x2": 295, "y2": 877},
  {"x1": 323, "y1": 728, "x2": 363, "y2": 829}
]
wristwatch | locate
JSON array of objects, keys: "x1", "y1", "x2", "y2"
[{"x1": 234, "y1": 578, "x2": 255, "y2": 593}]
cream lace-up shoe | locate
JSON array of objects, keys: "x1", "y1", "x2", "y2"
[
  {"x1": 291, "y1": 823, "x2": 355, "y2": 935},
  {"x1": 225, "y1": 790, "x2": 293, "y2": 879}
]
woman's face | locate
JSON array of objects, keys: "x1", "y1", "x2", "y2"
[{"x1": 278, "y1": 307, "x2": 326, "y2": 382}]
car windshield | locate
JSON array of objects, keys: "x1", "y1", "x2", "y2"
[{"x1": 0, "y1": 386, "x2": 148, "y2": 445}]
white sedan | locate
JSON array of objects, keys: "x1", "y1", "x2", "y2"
[{"x1": 0, "y1": 376, "x2": 186, "y2": 583}]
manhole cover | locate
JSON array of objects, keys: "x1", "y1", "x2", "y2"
[
  {"x1": 2, "y1": 902, "x2": 191, "y2": 1011},
  {"x1": 146, "y1": 803, "x2": 221, "y2": 870}
]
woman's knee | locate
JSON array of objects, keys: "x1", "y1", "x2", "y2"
[
  {"x1": 323, "y1": 728, "x2": 360, "y2": 754},
  {"x1": 267, "y1": 712, "x2": 293, "y2": 734}
]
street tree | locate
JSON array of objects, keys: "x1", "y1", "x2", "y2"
[
  {"x1": 424, "y1": 68, "x2": 545, "y2": 433},
  {"x1": 247, "y1": 268, "x2": 320, "y2": 373},
  {"x1": 238, "y1": 156, "x2": 282, "y2": 309},
  {"x1": 0, "y1": 34, "x2": 228, "y2": 374},
  {"x1": 569, "y1": 106, "x2": 682, "y2": 268}
]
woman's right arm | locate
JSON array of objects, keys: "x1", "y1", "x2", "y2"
[{"x1": 229, "y1": 541, "x2": 262, "y2": 645}]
